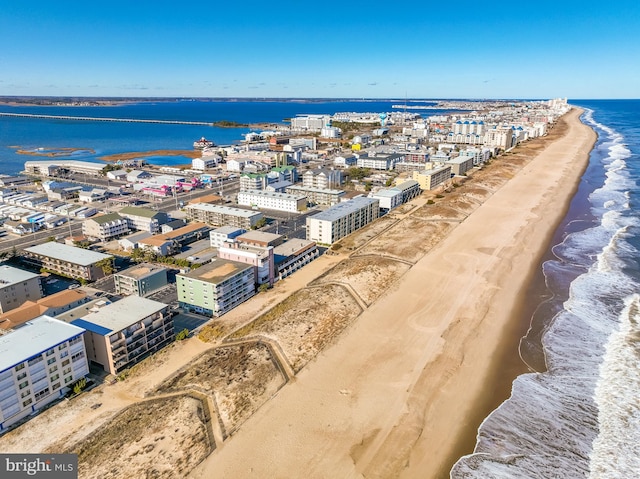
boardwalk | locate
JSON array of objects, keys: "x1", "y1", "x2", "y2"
[{"x1": 0, "y1": 111, "x2": 214, "y2": 126}]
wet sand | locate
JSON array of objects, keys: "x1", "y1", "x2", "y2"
[{"x1": 189, "y1": 107, "x2": 597, "y2": 479}]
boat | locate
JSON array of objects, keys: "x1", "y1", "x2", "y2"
[{"x1": 193, "y1": 137, "x2": 215, "y2": 149}]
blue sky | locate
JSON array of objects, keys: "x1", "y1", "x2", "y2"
[{"x1": 1, "y1": 0, "x2": 638, "y2": 99}]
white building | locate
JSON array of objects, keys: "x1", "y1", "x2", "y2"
[
  {"x1": 237, "y1": 190, "x2": 307, "y2": 213},
  {"x1": 0, "y1": 316, "x2": 89, "y2": 431},
  {"x1": 356, "y1": 153, "x2": 404, "y2": 171},
  {"x1": 290, "y1": 115, "x2": 331, "y2": 131},
  {"x1": 192, "y1": 156, "x2": 220, "y2": 171},
  {"x1": 306, "y1": 197, "x2": 380, "y2": 245},
  {"x1": 209, "y1": 226, "x2": 246, "y2": 248}
]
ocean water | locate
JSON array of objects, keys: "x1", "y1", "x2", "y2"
[
  {"x1": 451, "y1": 100, "x2": 640, "y2": 478},
  {"x1": 0, "y1": 99, "x2": 440, "y2": 175}
]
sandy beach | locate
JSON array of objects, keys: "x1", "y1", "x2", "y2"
[{"x1": 188, "y1": 107, "x2": 596, "y2": 479}]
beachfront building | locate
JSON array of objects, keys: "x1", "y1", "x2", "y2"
[
  {"x1": 286, "y1": 185, "x2": 345, "y2": 206},
  {"x1": 114, "y1": 264, "x2": 168, "y2": 297},
  {"x1": 23, "y1": 243, "x2": 114, "y2": 282},
  {"x1": 218, "y1": 242, "x2": 275, "y2": 286},
  {"x1": 70, "y1": 296, "x2": 173, "y2": 376},
  {"x1": 0, "y1": 316, "x2": 88, "y2": 431},
  {"x1": 306, "y1": 197, "x2": 380, "y2": 245},
  {"x1": 236, "y1": 231, "x2": 284, "y2": 248},
  {"x1": 458, "y1": 148, "x2": 492, "y2": 165},
  {"x1": 118, "y1": 206, "x2": 168, "y2": 233},
  {"x1": 185, "y1": 203, "x2": 263, "y2": 230},
  {"x1": 209, "y1": 226, "x2": 246, "y2": 249},
  {"x1": 177, "y1": 258, "x2": 255, "y2": 317},
  {"x1": 483, "y1": 127, "x2": 515, "y2": 150},
  {"x1": 441, "y1": 157, "x2": 475, "y2": 176},
  {"x1": 412, "y1": 165, "x2": 452, "y2": 191},
  {"x1": 370, "y1": 180, "x2": 421, "y2": 212},
  {"x1": 0, "y1": 266, "x2": 43, "y2": 315},
  {"x1": 82, "y1": 212, "x2": 130, "y2": 241},
  {"x1": 273, "y1": 239, "x2": 319, "y2": 280},
  {"x1": 237, "y1": 190, "x2": 307, "y2": 213}
]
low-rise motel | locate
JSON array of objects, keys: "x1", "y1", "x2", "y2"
[{"x1": 0, "y1": 316, "x2": 89, "y2": 431}]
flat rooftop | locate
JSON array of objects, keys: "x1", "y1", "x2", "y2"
[
  {"x1": 0, "y1": 315, "x2": 86, "y2": 373},
  {"x1": 24, "y1": 242, "x2": 113, "y2": 266},
  {"x1": 179, "y1": 258, "x2": 252, "y2": 284},
  {"x1": 116, "y1": 263, "x2": 167, "y2": 280},
  {"x1": 72, "y1": 296, "x2": 168, "y2": 334},
  {"x1": 308, "y1": 197, "x2": 379, "y2": 222},
  {"x1": 236, "y1": 230, "x2": 283, "y2": 244},
  {"x1": 0, "y1": 265, "x2": 40, "y2": 288},
  {"x1": 186, "y1": 202, "x2": 261, "y2": 218}
]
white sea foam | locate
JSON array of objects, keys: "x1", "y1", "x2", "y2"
[
  {"x1": 451, "y1": 108, "x2": 638, "y2": 479},
  {"x1": 588, "y1": 295, "x2": 640, "y2": 478}
]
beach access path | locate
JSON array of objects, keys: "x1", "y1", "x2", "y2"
[{"x1": 189, "y1": 108, "x2": 596, "y2": 479}]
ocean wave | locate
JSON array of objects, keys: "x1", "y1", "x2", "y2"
[{"x1": 451, "y1": 106, "x2": 638, "y2": 478}]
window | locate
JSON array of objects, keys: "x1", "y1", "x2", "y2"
[
  {"x1": 34, "y1": 388, "x2": 49, "y2": 401},
  {"x1": 16, "y1": 372, "x2": 27, "y2": 381},
  {"x1": 20, "y1": 389, "x2": 31, "y2": 398},
  {"x1": 64, "y1": 376, "x2": 73, "y2": 384},
  {"x1": 28, "y1": 356, "x2": 43, "y2": 366},
  {"x1": 45, "y1": 349, "x2": 55, "y2": 357},
  {"x1": 23, "y1": 398, "x2": 33, "y2": 407},
  {"x1": 18, "y1": 381, "x2": 29, "y2": 389},
  {"x1": 50, "y1": 374, "x2": 59, "y2": 382},
  {"x1": 58, "y1": 343, "x2": 67, "y2": 351},
  {"x1": 61, "y1": 359, "x2": 70, "y2": 367},
  {"x1": 48, "y1": 366, "x2": 58, "y2": 374},
  {"x1": 52, "y1": 383, "x2": 60, "y2": 391},
  {"x1": 14, "y1": 363, "x2": 25, "y2": 372},
  {"x1": 62, "y1": 367, "x2": 71, "y2": 376},
  {"x1": 47, "y1": 358, "x2": 56, "y2": 365},
  {"x1": 60, "y1": 351, "x2": 69, "y2": 359}
]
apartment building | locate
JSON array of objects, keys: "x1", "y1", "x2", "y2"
[
  {"x1": 273, "y1": 239, "x2": 319, "y2": 280},
  {"x1": 356, "y1": 153, "x2": 404, "y2": 171},
  {"x1": 119, "y1": 206, "x2": 169, "y2": 233},
  {"x1": 412, "y1": 165, "x2": 453, "y2": 191},
  {"x1": 443, "y1": 156, "x2": 475, "y2": 176},
  {"x1": 302, "y1": 168, "x2": 343, "y2": 190},
  {"x1": 114, "y1": 263, "x2": 168, "y2": 297},
  {"x1": 71, "y1": 296, "x2": 173, "y2": 375},
  {"x1": 370, "y1": 180, "x2": 421, "y2": 212},
  {"x1": 82, "y1": 212, "x2": 130, "y2": 241},
  {"x1": 0, "y1": 316, "x2": 88, "y2": 431},
  {"x1": 286, "y1": 185, "x2": 345, "y2": 206},
  {"x1": 0, "y1": 266, "x2": 43, "y2": 314},
  {"x1": 185, "y1": 203, "x2": 263, "y2": 230},
  {"x1": 237, "y1": 190, "x2": 307, "y2": 213},
  {"x1": 218, "y1": 242, "x2": 275, "y2": 286},
  {"x1": 483, "y1": 127, "x2": 515, "y2": 150},
  {"x1": 306, "y1": 197, "x2": 380, "y2": 245},
  {"x1": 177, "y1": 258, "x2": 255, "y2": 317},
  {"x1": 23, "y1": 243, "x2": 114, "y2": 282}
]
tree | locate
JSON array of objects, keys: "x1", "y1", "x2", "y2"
[
  {"x1": 95, "y1": 258, "x2": 114, "y2": 276},
  {"x1": 175, "y1": 328, "x2": 189, "y2": 341}
]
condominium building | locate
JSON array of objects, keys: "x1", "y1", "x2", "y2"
[
  {"x1": 0, "y1": 316, "x2": 88, "y2": 431},
  {"x1": 71, "y1": 296, "x2": 173, "y2": 375},
  {"x1": 0, "y1": 266, "x2": 43, "y2": 314},
  {"x1": 23, "y1": 243, "x2": 114, "y2": 282},
  {"x1": 306, "y1": 197, "x2": 380, "y2": 245},
  {"x1": 273, "y1": 239, "x2": 319, "y2": 280},
  {"x1": 218, "y1": 242, "x2": 275, "y2": 286},
  {"x1": 114, "y1": 263, "x2": 168, "y2": 297},
  {"x1": 237, "y1": 190, "x2": 307, "y2": 213},
  {"x1": 177, "y1": 258, "x2": 255, "y2": 317},
  {"x1": 443, "y1": 156, "x2": 475, "y2": 176},
  {"x1": 356, "y1": 153, "x2": 404, "y2": 171},
  {"x1": 185, "y1": 203, "x2": 263, "y2": 229},
  {"x1": 412, "y1": 165, "x2": 453, "y2": 191},
  {"x1": 82, "y1": 212, "x2": 130, "y2": 241},
  {"x1": 286, "y1": 185, "x2": 345, "y2": 206},
  {"x1": 118, "y1": 206, "x2": 169, "y2": 233},
  {"x1": 370, "y1": 180, "x2": 421, "y2": 212},
  {"x1": 290, "y1": 115, "x2": 330, "y2": 131},
  {"x1": 302, "y1": 168, "x2": 342, "y2": 189},
  {"x1": 483, "y1": 127, "x2": 515, "y2": 150}
]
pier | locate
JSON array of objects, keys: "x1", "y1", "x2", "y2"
[{"x1": 0, "y1": 112, "x2": 214, "y2": 126}]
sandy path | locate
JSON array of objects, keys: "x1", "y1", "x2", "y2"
[{"x1": 189, "y1": 108, "x2": 596, "y2": 479}]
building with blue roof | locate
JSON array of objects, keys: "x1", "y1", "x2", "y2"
[
  {"x1": 0, "y1": 315, "x2": 88, "y2": 431},
  {"x1": 70, "y1": 296, "x2": 173, "y2": 376}
]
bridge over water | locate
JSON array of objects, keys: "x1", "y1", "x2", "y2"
[{"x1": 0, "y1": 111, "x2": 214, "y2": 126}]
